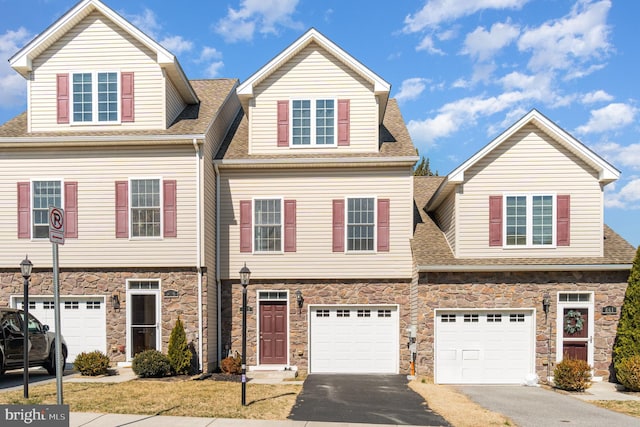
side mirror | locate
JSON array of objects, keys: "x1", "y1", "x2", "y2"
[{"x1": 43, "y1": 324, "x2": 50, "y2": 332}]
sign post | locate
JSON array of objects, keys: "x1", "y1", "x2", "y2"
[{"x1": 49, "y1": 206, "x2": 64, "y2": 405}]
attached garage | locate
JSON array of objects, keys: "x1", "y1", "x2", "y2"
[
  {"x1": 309, "y1": 305, "x2": 398, "y2": 374},
  {"x1": 14, "y1": 296, "x2": 106, "y2": 362},
  {"x1": 435, "y1": 309, "x2": 535, "y2": 384}
]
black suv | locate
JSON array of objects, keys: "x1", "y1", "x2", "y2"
[{"x1": 0, "y1": 308, "x2": 67, "y2": 375}]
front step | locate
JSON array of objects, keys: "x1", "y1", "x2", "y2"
[{"x1": 247, "y1": 369, "x2": 298, "y2": 381}]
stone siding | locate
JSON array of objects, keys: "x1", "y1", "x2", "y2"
[{"x1": 417, "y1": 270, "x2": 629, "y2": 381}]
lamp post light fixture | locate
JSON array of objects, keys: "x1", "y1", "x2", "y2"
[
  {"x1": 542, "y1": 293, "x2": 551, "y2": 316},
  {"x1": 20, "y1": 255, "x2": 33, "y2": 399},
  {"x1": 239, "y1": 263, "x2": 251, "y2": 406}
]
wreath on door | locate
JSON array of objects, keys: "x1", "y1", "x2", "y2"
[{"x1": 564, "y1": 310, "x2": 584, "y2": 335}]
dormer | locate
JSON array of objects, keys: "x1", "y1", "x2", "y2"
[
  {"x1": 236, "y1": 29, "x2": 391, "y2": 155},
  {"x1": 9, "y1": 0, "x2": 198, "y2": 132}
]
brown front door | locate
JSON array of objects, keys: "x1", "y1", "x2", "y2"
[
  {"x1": 562, "y1": 308, "x2": 588, "y2": 361},
  {"x1": 259, "y1": 301, "x2": 287, "y2": 365}
]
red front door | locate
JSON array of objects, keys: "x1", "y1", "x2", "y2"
[
  {"x1": 259, "y1": 301, "x2": 287, "y2": 365},
  {"x1": 562, "y1": 308, "x2": 588, "y2": 361}
]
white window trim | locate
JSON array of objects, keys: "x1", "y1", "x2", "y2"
[
  {"x1": 290, "y1": 98, "x2": 337, "y2": 147},
  {"x1": 70, "y1": 70, "x2": 121, "y2": 125},
  {"x1": 344, "y1": 195, "x2": 377, "y2": 254},
  {"x1": 252, "y1": 197, "x2": 284, "y2": 254},
  {"x1": 503, "y1": 193, "x2": 557, "y2": 248},
  {"x1": 30, "y1": 178, "x2": 65, "y2": 240},
  {"x1": 125, "y1": 279, "x2": 162, "y2": 362},
  {"x1": 129, "y1": 177, "x2": 164, "y2": 240}
]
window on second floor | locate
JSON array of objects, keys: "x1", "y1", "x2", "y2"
[
  {"x1": 33, "y1": 180, "x2": 62, "y2": 238},
  {"x1": 72, "y1": 72, "x2": 119, "y2": 123},
  {"x1": 254, "y1": 199, "x2": 282, "y2": 252},
  {"x1": 115, "y1": 178, "x2": 176, "y2": 239},
  {"x1": 347, "y1": 197, "x2": 375, "y2": 251},
  {"x1": 131, "y1": 179, "x2": 161, "y2": 238},
  {"x1": 292, "y1": 99, "x2": 335, "y2": 146},
  {"x1": 332, "y1": 197, "x2": 390, "y2": 253},
  {"x1": 505, "y1": 194, "x2": 554, "y2": 246}
]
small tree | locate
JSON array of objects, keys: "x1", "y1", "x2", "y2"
[
  {"x1": 413, "y1": 150, "x2": 438, "y2": 177},
  {"x1": 613, "y1": 246, "x2": 640, "y2": 371},
  {"x1": 167, "y1": 316, "x2": 192, "y2": 375}
]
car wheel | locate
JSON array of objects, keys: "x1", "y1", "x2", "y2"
[{"x1": 45, "y1": 345, "x2": 67, "y2": 375}]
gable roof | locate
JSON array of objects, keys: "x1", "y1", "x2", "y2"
[
  {"x1": 9, "y1": 0, "x2": 197, "y2": 104},
  {"x1": 427, "y1": 109, "x2": 621, "y2": 210},
  {"x1": 236, "y1": 28, "x2": 391, "y2": 122}
]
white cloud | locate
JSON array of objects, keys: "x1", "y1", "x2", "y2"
[
  {"x1": 517, "y1": 0, "x2": 612, "y2": 73},
  {"x1": 395, "y1": 78, "x2": 429, "y2": 102},
  {"x1": 199, "y1": 47, "x2": 223, "y2": 62},
  {"x1": 127, "y1": 8, "x2": 161, "y2": 39},
  {"x1": 576, "y1": 103, "x2": 636, "y2": 134},
  {"x1": 0, "y1": 28, "x2": 31, "y2": 109},
  {"x1": 592, "y1": 142, "x2": 640, "y2": 171},
  {"x1": 581, "y1": 90, "x2": 613, "y2": 104},
  {"x1": 605, "y1": 178, "x2": 640, "y2": 209},
  {"x1": 205, "y1": 61, "x2": 225, "y2": 78},
  {"x1": 404, "y1": 0, "x2": 529, "y2": 33},
  {"x1": 462, "y1": 22, "x2": 520, "y2": 61},
  {"x1": 416, "y1": 35, "x2": 444, "y2": 55},
  {"x1": 215, "y1": 0, "x2": 302, "y2": 43},
  {"x1": 160, "y1": 36, "x2": 193, "y2": 54}
]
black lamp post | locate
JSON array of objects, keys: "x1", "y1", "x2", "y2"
[
  {"x1": 20, "y1": 255, "x2": 33, "y2": 399},
  {"x1": 239, "y1": 263, "x2": 251, "y2": 406}
]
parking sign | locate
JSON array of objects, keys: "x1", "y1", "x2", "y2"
[{"x1": 49, "y1": 206, "x2": 65, "y2": 245}]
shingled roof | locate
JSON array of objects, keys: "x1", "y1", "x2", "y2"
[
  {"x1": 412, "y1": 176, "x2": 636, "y2": 270},
  {"x1": 215, "y1": 98, "x2": 417, "y2": 161},
  {"x1": 0, "y1": 79, "x2": 238, "y2": 141}
]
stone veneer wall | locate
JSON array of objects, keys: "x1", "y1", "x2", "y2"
[
  {"x1": 0, "y1": 268, "x2": 206, "y2": 368},
  {"x1": 416, "y1": 270, "x2": 629, "y2": 381},
  {"x1": 221, "y1": 280, "x2": 412, "y2": 374}
]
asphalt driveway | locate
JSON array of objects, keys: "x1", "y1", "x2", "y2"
[
  {"x1": 457, "y1": 385, "x2": 639, "y2": 427},
  {"x1": 288, "y1": 374, "x2": 449, "y2": 426}
]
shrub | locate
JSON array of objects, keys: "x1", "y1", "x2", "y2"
[
  {"x1": 74, "y1": 350, "x2": 111, "y2": 376},
  {"x1": 220, "y1": 352, "x2": 242, "y2": 375},
  {"x1": 132, "y1": 350, "x2": 171, "y2": 378},
  {"x1": 616, "y1": 355, "x2": 640, "y2": 391},
  {"x1": 168, "y1": 317, "x2": 192, "y2": 375},
  {"x1": 553, "y1": 358, "x2": 592, "y2": 391},
  {"x1": 613, "y1": 246, "x2": 640, "y2": 369}
]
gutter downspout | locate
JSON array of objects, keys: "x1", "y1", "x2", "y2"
[
  {"x1": 193, "y1": 138, "x2": 203, "y2": 372},
  {"x1": 214, "y1": 163, "x2": 222, "y2": 364}
]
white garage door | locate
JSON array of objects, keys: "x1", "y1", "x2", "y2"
[
  {"x1": 14, "y1": 296, "x2": 106, "y2": 363},
  {"x1": 435, "y1": 310, "x2": 535, "y2": 384},
  {"x1": 309, "y1": 305, "x2": 398, "y2": 374}
]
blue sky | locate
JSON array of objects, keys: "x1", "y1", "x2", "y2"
[{"x1": 1, "y1": 0, "x2": 638, "y2": 248}]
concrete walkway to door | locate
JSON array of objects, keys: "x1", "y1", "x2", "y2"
[
  {"x1": 457, "y1": 384, "x2": 639, "y2": 427},
  {"x1": 288, "y1": 374, "x2": 449, "y2": 426}
]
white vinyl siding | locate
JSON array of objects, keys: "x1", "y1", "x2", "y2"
[
  {"x1": 29, "y1": 11, "x2": 164, "y2": 131},
  {"x1": 166, "y1": 77, "x2": 186, "y2": 127},
  {"x1": 248, "y1": 42, "x2": 378, "y2": 155},
  {"x1": 450, "y1": 125, "x2": 603, "y2": 258},
  {"x1": 0, "y1": 145, "x2": 198, "y2": 268},
  {"x1": 219, "y1": 167, "x2": 414, "y2": 279},
  {"x1": 435, "y1": 189, "x2": 456, "y2": 256}
]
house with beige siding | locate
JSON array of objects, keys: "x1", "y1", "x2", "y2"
[
  {"x1": 412, "y1": 109, "x2": 635, "y2": 384},
  {"x1": 0, "y1": 0, "x2": 238, "y2": 372}
]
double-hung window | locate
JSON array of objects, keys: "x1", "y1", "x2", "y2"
[
  {"x1": 347, "y1": 197, "x2": 375, "y2": 251},
  {"x1": 131, "y1": 179, "x2": 161, "y2": 238},
  {"x1": 32, "y1": 180, "x2": 62, "y2": 238},
  {"x1": 292, "y1": 99, "x2": 335, "y2": 146},
  {"x1": 72, "y1": 71, "x2": 118, "y2": 123},
  {"x1": 254, "y1": 199, "x2": 282, "y2": 252},
  {"x1": 505, "y1": 194, "x2": 554, "y2": 246}
]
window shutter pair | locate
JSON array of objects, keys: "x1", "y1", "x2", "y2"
[
  {"x1": 115, "y1": 180, "x2": 176, "y2": 238},
  {"x1": 276, "y1": 100, "x2": 350, "y2": 146},
  {"x1": 56, "y1": 72, "x2": 134, "y2": 123},
  {"x1": 332, "y1": 199, "x2": 390, "y2": 252},
  {"x1": 488, "y1": 195, "x2": 570, "y2": 246},
  {"x1": 17, "y1": 181, "x2": 78, "y2": 238},
  {"x1": 239, "y1": 200, "x2": 297, "y2": 252}
]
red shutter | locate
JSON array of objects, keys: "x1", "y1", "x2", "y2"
[
  {"x1": 17, "y1": 182, "x2": 30, "y2": 239},
  {"x1": 284, "y1": 200, "x2": 297, "y2": 252},
  {"x1": 557, "y1": 195, "x2": 570, "y2": 246},
  {"x1": 338, "y1": 99, "x2": 350, "y2": 146},
  {"x1": 489, "y1": 196, "x2": 503, "y2": 246},
  {"x1": 377, "y1": 199, "x2": 390, "y2": 252},
  {"x1": 163, "y1": 180, "x2": 177, "y2": 238},
  {"x1": 240, "y1": 200, "x2": 252, "y2": 253},
  {"x1": 121, "y1": 72, "x2": 135, "y2": 122},
  {"x1": 115, "y1": 181, "x2": 128, "y2": 238},
  {"x1": 332, "y1": 199, "x2": 345, "y2": 252},
  {"x1": 277, "y1": 101, "x2": 289, "y2": 147},
  {"x1": 64, "y1": 182, "x2": 78, "y2": 238},
  {"x1": 56, "y1": 74, "x2": 69, "y2": 124}
]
